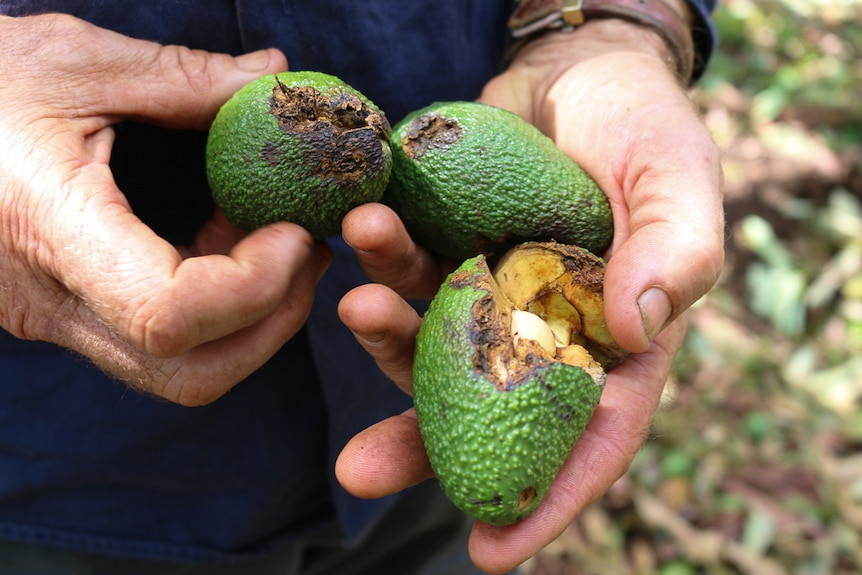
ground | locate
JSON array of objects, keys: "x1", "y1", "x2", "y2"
[{"x1": 528, "y1": 1, "x2": 862, "y2": 573}]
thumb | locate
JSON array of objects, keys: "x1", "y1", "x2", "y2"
[
  {"x1": 22, "y1": 15, "x2": 288, "y2": 129},
  {"x1": 114, "y1": 45, "x2": 288, "y2": 129},
  {"x1": 537, "y1": 55, "x2": 725, "y2": 354},
  {"x1": 602, "y1": 123, "x2": 725, "y2": 353}
]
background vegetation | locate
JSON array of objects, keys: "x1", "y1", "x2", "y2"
[{"x1": 529, "y1": 1, "x2": 862, "y2": 573}]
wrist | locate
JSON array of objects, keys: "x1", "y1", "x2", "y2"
[
  {"x1": 505, "y1": 18, "x2": 680, "y2": 120},
  {"x1": 515, "y1": 18, "x2": 674, "y2": 66},
  {"x1": 508, "y1": 0, "x2": 694, "y2": 85}
]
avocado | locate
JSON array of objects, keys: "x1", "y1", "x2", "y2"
[
  {"x1": 383, "y1": 101, "x2": 613, "y2": 262},
  {"x1": 413, "y1": 241, "x2": 626, "y2": 526},
  {"x1": 206, "y1": 71, "x2": 392, "y2": 240}
]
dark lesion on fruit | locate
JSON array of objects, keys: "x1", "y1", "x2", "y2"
[
  {"x1": 559, "y1": 247, "x2": 606, "y2": 294},
  {"x1": 517, "y1": 486, "x2": 537, "y2": 511},
  {"x1": 401, "y1": 113, "x2": 463, "y2": 160},
  {"x1": 470, "y1": 288, "x2": 551, "y2": 393},
  {"x1": 447, "y1": 268, "x2": 477, "y2": 289},
  {"x1": 260, "y1": 141, "x2": 280, "y2": 167},
  {"x1": 268, "y1": 77, "x2": 391, "y2": 184},
  {"x1": 469, "y1": 494, "x2": 503, "y2": 507}
]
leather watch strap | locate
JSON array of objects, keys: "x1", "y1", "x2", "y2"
[{"x1": 508, "y1": 0, "x2": 696, "y2": 84}]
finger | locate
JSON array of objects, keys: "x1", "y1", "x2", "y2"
[
  {"x1": 135, "y1": 222, "x2": 331, "y2": 357},
  {"x1": 337, "y1": 283, "x2": 422, "y2": 396},
  {"x1": 542, "y1": 56, "x2": 724, "y2": 353},
  {"x1": 342, "y1": 203, "x2": 447, "y2": 299},
  {"x1": 180, "y1": 208, "x2": 248, "y2": 257},
  {"x1": 116, "y1": 44, "x2": 288, "y2": 129},
  {"x1": 467, "y1": 317, "x2": 688, "y2": 574},
  {"x1": 54, "y1": 241, "x2": 331, "y2": 405},
  {"x1": 155, "y1": 272, "x2": 326, "y2": 405},
  {"x1": 601, "y1": 115, "x2": 724, "y2": 352},
  {"x1": 51, "y1": 167, "x2": 331, "y2": 358},
  {"x1": 335, "y1": 409, "x2": 434, "y2": 499},
  {"x1": 9, "y1": 14, "x2": 287, "y2": 129}
]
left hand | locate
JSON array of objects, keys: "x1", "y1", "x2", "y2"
[
  {"x1": 336, "y1": 19, "x2": 724, "y2": 574},
  {"x1": 0, "y1": 15, "x2": 330, "y2": 405}
]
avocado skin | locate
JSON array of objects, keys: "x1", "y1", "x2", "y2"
[
  {"x1": 413, "y1": 255, "x2": 604, "y2": 526},
  {"x1": 206, "y1": 71, "x2": 392, "y2": 240},
  {"x1": 384, "y1": 101, "x2": 612, "y2": 262}
]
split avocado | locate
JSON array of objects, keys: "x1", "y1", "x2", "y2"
[
  {"x1": 205, "y1": 82, "x2": 623, "y2": 527},
  {"x1": 206, "y1": 71, "x2": 392, "y2": 240},
  {"x1": 413, "y1": 241, "x2": 626, "y2": 526}
]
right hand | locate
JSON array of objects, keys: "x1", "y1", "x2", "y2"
[
  {"x1": 0, "y1": 14, "x2": 332, "y2": 405},
  {"x1": 335, "y1": 20, "x2": 724, "y2": 574}
]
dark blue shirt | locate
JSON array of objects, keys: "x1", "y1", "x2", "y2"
[{"x1": 0, "y1": 0, "x2": 716, "y2": 563}]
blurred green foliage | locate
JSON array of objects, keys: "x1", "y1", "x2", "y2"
[
  {"x1": 657, "y1": 1, "x2": 862, "y2": 572},
  {"x1": 706, "y1": 0, "x2": 862, "y2": 149},
  {"x1": 530, "y1": 2, "x2": 862, "y2": 574}
]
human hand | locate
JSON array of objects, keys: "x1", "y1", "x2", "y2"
[
  {"x1": 0, "y1": 14, "x2": 332, "y2": 405},
  {"x1": 336, "y1": 17, "x2": 723, "y2": 574}
]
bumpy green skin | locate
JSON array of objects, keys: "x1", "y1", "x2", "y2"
[
  {"x1": 384, "y1": 101, "x2": 612, "y2": 262},
  {"x1": 206, "y1": 71, "x2": 392, "y2": 240},
  {"x1": 413, "y1": 256, "x2": 604, "y2": 526}
]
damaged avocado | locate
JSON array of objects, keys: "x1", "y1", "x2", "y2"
[
  {"x1": 383, "y1": 101, "x2": 613, "y2": 262},
  {"x1": 412, "y1": 241, "x2": 626, "y2": 526},
  {"x1": 206, "y1": 71, "x2": 392, "y2": 240}
]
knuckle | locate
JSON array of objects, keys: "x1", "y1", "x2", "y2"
[
  {"x1": 162, "y1": 45, "x2": 214, "y2": 97},
  {"x1": 125, "y1": 294, "x2": 191, "y2": 359},
  {"x1": 160, "y1": 365, "x2": 224, "y2": 407},
  {"x1": 139, "y1": 311, "x2": 189, "y2": 358}
]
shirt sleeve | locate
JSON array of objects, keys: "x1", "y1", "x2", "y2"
[{"x1": 686, "y1": 0, "x2": 719, "y2": 82}]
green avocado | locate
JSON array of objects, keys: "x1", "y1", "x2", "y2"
[
  {"x1": 206, "y1": 71, "x2": 392, "y2": 240},
  {"x1": 413, "y1": 241, "x2": 626, "y2": 526},
  {"x1": 383, "y1": 101, "x2": 612, "y2": 262}
]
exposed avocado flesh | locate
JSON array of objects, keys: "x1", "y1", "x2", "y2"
[{"x1": 413, "y1": 241, "x2": 627, "y2": 526}]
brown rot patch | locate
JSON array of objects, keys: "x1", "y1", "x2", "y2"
[
  {"x1": 559, "y1": 246, "x2": 605, "y2": 295},
  {"x1": 260, "y1": 141, "x2": 280, "y2": 167},
  {"x1": 518, "y1": 486, "x2": 537, "y2": 511},
  {"x1": 469, "y1": 494, "x2": 503, "y2": 507},
  {"x1": 448, "y1": 267, "x2": 481, "y2": 289},
  {"x1": 268, "y1": 77, "x2": 391, "y2": 184},
  {"x1": 401, "y1": 113, "x2": 463, "y2": 160},
  {"x1": 465, "y1": 270, "x2": 551, "y2": 392}
]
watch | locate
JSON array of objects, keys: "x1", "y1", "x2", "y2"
[{"x1": 508, "y1": 0, "x2": 696, "y2": 84}]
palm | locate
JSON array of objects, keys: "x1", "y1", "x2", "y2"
[{"x1": 338, "y1": 50, "x2": 723, "y2": 574}]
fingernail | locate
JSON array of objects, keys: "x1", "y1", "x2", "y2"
[
  {"x1": 341, "y1": 233, "x2": 372, "y2": 257},
  {"x1": 638, "y1": 287, "x2": 672, "y2": 343},
  {"x1": 234, "y1": 49, "x2": 271, "y2": 72}
]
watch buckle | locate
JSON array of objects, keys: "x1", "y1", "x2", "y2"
[{"x1": 562, "y1": 0, "x2": 585, "y2": 26}]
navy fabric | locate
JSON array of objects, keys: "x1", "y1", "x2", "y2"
[
  {"x1": 689, "y1": 0, "x2": 719, "y2": 80},
  {"x1": 0, "y1": 0, "x2": 717, "y2": 564},
  {"x1": 0, "y1": 327, "x2": 334, "y2": 562}
]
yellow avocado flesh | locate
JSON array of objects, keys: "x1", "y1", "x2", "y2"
[
  {"x1": 493, "y1": 242, "x2": 628, "y2": 372},
  {"x1": 412, "y1": 242, "x2": 627, "y2": 526}
]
